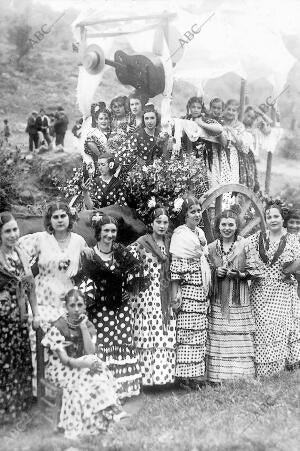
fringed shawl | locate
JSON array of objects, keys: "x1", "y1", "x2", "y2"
[{"x1": 208, "y1": 237, "x2": 249, "y2": 319}]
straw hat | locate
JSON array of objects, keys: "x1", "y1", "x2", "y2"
[{"x1": 82, "y1": 44, "x2": 105, "y2": 75}]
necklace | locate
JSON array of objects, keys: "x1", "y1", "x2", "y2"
[
  {"x1": 55, "y1": 233, "x2": 70, "y2": 243},
  {"x1": 66, "y1": 315, "x2": 80, "y2": 330},
  {"x1": 97, "y1": 244, "x2": 112, "y2": 254},
  {"x1": 220, "y1": 238, "x2": 235, "y2": 256}
]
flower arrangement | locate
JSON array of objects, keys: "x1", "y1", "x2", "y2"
[{"x1": 124, "y1": 156, "x2": 208, "y2": 222}]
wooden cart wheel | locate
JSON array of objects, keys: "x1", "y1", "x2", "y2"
[{"x1": 199, "y1": 183, "x2": 266, "y2": 243}]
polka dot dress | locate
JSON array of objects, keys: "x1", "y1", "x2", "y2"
[
  {"x1": 170, "y1": 256, "x2": 209, "y2": 379},
  {"x1": 246, "y1": 232, "x2": 300, "y2": 376},
  {"x1": 42, "y1": 322, "x2": 122, "y2": 439},
  {"x1": 89, "y1": 176, "x2": 127, "y2": 209},
  {"x1": 19, "y1": 232, "x2": 87, "y2": 393},
  {"x1": 0, "y1": 253, "x2": 33, "y2": 424},
  {"x1": 129, "y1": 242, "x2": 176, "y2": 386},
  {"x1": 77, "y1": 244, "x2": 142, "y2": 399},
  {"x1": 115, "y1": 128, "x2": 163, "y2": 170}
]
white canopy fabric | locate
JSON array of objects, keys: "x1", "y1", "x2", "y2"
[{"x1": 72, "y1": 0, "x2": 298, "y2": 116}]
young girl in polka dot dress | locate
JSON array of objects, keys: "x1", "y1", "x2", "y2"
[
  {"x1": 42, "y1": 288, "x2": 124, "y2": 439},
  {"x1": 170, "y1": 196, "x2": 211, "y2": 390},
  {"x1": 75, "y1": 214, "x2": 143, "y2": 399},
  {"x1": 245, "y1": 202, "x2": 300, "y2": 376},
  {"x1": 129, "y1": 205, "x2": 176, "y2": 386}
]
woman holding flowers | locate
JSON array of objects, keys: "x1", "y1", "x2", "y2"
[
  {"x1": 83, "y1": 152, "x2": 127, "y2": 209},
  {"x1": 19, "y1": 202, "x2": 87, "y2": 390},
  {"x1": 75, "y1": 214, "x2": 143, "y2": 399},
  {"x1": 0, "y1": 212, "x2": 39, "y2": 423},
  {"x1": 129, "y1": 203, "x2": 176, "y2": 386},
  {"x1": 170, "y1": 196, "x2": 211, "y2": 390},
  {"x1": 207, "y1": 209, "x2": 255, "y2": 383},
  {"x1": 245, "y1": 201, "x2": 300, "y2": 376}
]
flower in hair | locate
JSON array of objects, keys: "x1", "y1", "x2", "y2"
[
  {"x1": 69, "y1": 207, "x2": 76, "y2": 216},
  {"x1": 94, "y1": 105, "x2": 100, "y2": 113},
  {"x1": 148, "y1": 197, "x2": 156, "y2": 209},
  {"x1": 108, "y1": 161, "x2": 114, "y2": 170},
  {"x1": 173, "y1": 197, "x2": 184, "y2": 213},
  {"x1": 92, "y1": 212, "x2": 103, "y2": 224}
]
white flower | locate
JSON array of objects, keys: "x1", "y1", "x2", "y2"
[
  {"x1": 173, "y1": 197, "x2": 184, "y2": 213},
  {"x1": 108, "y1": 161, "x2": 114, "y2": 170},
  {"x1": 92, "y1": 212, "x2": 103, "y2": 223},
  {"x1": 148, "y1": 197, "x2": 156, "y2": 209},
  {"x1": 69, "y1": 207, "x2": 76, "y2": 216},
  {"x1": 142, "y1": 165, "x2": 148, "y2": 173}
]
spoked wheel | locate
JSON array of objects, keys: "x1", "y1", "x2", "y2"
[{"x1": 199, "y1": 183, "x2": 266, "y2": 243}]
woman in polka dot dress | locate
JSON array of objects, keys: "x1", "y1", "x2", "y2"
[
  {"x1": 129, "y1": 205, "x2": 176, "y2": 386},
  {"x1": 170, "y1": 196, "x2": 211, "y2": 390},
  {"x1": 75, "y1": 214, "x2": 143, "y2": 399},
  {"x1": 42, "y1": 288, "x2": 124, "y2": 439},
  {"x1": 83, "y1": 153, "x2": 127, "y2": 209},
  {"x1": 0, "y1": 212, "x2": 39, "y2": 423},
  {"x1": 19, "y1": 202, "x2": 87, "y2": 392},
  {"x1": 115, "y1": 104, "x2": 168, "y2": 173},
  {"x1": 245, "y1": 202, "x2": 300, "y2": 377}
]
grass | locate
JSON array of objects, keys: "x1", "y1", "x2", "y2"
[{"x1": 1, "y1": 370, "x2": 299, "y2": 451}]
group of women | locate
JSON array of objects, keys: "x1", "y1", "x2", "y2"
[
  {"x1": 1, "y1": 195, "x2": 300, "y2": 438},
  {"x1": 65, "y1": 93, "x2": 261, "y2": 211}
]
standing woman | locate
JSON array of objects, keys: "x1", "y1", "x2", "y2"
[
  {"x1": 19, "y1": 202, "x2": 87, "y2": 328},
  {"x1": 83, "y1": 102, "x2": 111, "y2": 179},
  {"x1": 170, "y1": 196, "x2": 211, "y2": 389},
  {"x1": 0, "y1": 212, "x2": 39, "y2": 423},
  {"x1": 117, "y1": 104, "x2": 168, "y2": 171},
  {"x1": 19, "y1": 202, "x2": 86, "y2": 391},
  {"x1": 223, "y1": 99, "x2": 247, "y2": 185},
  {"x1": 129, "y1": 205, "x2": 176, "y2": 386},
  {"x1": 207, "y1": 209, "x2": 255, "y2": 384},
  {"x1": 246, "y1": 201, "x2": 300, "y2": 376},
  {"x1": 127, "y1": 91, "x2": 149, "y2": 134},
  {"x1": 75, "y1": 214, "x2": 143, "y2": 399}
]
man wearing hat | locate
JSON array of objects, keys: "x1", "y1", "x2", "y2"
[{"x1": 25, "y1": 111, "x2": 39, "y2": 152}]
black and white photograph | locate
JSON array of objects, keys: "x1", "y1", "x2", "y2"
[{"x1": 0, "y1": 0, "x2": 300, "y2": 450}]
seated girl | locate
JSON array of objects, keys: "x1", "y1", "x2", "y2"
[
  {"x1": 42, "y1": 288, "x2": 125, "y2": 439},
  {"x1": 82, "y1": 152, "x2": 127, "y2": 209}
]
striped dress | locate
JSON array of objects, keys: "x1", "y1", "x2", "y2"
[{"x1": 207, "y1": 238, "x2": 255, "y2": 382}]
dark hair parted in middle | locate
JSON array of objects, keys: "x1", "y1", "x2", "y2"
[
  {"x1": 214, "y1": 209, "x2": 241, "y2": 237},
  {"x1": 44, "y1": 201, "x2": 76, "y2": 234},
  {"x1": 142, "y1": 104, "x2": 161, "y2": 127},
  {"x1": 175, "y1": 195, "x2": 201, "y2": 225},
  {"x1": 92, "y1": 214, "x2": 118, "y2": 241}
]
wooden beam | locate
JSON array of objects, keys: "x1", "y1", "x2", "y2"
[
  {"x1": 76, "y1": 12, "x2": 177, "y2": 28},
  {"x1": 238, "y1": 78, "x2": 247, "y2": 121}
]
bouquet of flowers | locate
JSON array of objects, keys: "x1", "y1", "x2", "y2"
[{"x1": 124, "y1": 156, "x2": 208, "y2": 222}]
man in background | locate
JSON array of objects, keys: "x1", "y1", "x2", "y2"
[
  {"x1": 26, "y1": 111, "x2": 39, "y2": 152},
  {"x1": 54, "y1": 106, "x2": 69, "y2": 149}
]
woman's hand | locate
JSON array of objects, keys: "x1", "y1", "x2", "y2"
[
  {"x1": 32, "y1": 314, "x2": 41, "y2": 330},
  {"x1": 216, "y1": 267, "x2": 227, "y2": 278},
  {"x1": 171, "y1": 289, "x2": 182, "y2": 312},
  {"x1": 82, "y1": 355, "x2": 99, "y2": 368},
  {"x1": 78, "y1": 314, "x2": 89, "y2": 330},
  {"x1": 82, "y1": 178, "x2": 92, "y2": 192}
]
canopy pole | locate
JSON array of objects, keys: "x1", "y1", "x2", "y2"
[
  {"x1": 161, "y1": 16, "x2": 172, "y2": 161},
  {"x1": 238, "y1": 78, "x2": 247, "y2": 121},
  {"x1": 265, "y1": 106, "x2": 276, "y2": 194}
]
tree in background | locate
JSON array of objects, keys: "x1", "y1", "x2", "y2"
[{"x1": 7, "y1": 17, "x2": 32, "y2": 63}]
